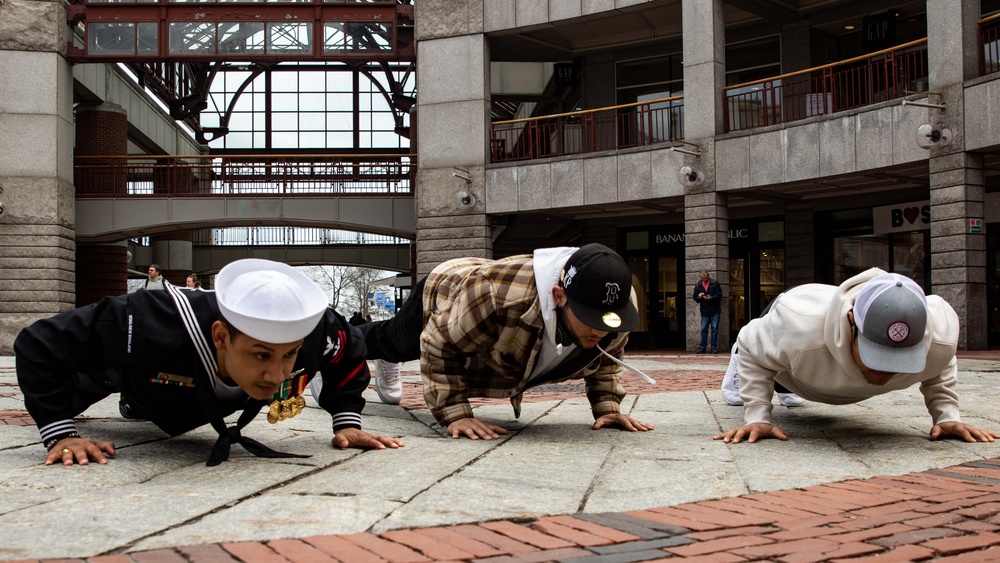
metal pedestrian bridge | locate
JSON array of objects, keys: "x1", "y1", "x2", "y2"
[{"x1": 78, "y1": 153, "x2": 415, "y2": 272}]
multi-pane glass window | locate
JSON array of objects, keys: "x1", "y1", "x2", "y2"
[
  {"x1": 616, "y1": 54, "x2": 684, "y2": 143},
  {"x1": 203, "y1": 64, "x2": 413, "y2": 150}
]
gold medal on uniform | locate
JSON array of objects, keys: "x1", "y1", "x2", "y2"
[{"x1": 268, "y1": 368, "x2": 307, "y2": 424}]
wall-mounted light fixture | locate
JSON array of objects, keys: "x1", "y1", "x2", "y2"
[{"x1": 915, "y1": 123, "x2": 952, "y2": 149}]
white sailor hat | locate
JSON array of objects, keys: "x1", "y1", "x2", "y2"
[{"x1": 215, "y1": 258, "x2": 328, "y2": 344}]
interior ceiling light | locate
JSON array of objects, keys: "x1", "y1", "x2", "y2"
[{"x1": 844, "y1": 25, "x2": 856, "y2": 30}]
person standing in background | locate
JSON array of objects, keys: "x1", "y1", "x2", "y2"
[
  {"x1": 144, "y1": 264, "x2": 166, "y2": 291},
  {"x1": 692, "y1": 269, "x2": 722, "y2": 353}
]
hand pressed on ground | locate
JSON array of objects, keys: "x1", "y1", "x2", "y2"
[
  {"x1": 332, "y1": 428, "x2": 405, "y2": 449},
  {"x1": 713, "y1": 422, "x2": 787, "y2": 444},
  {"x1": 46, "y1": 437, "x2": 116, "y2": 466},
  {"x1": 447, "y1": 417, "x2": 508, "y2": 440},
  {"x1": 592, "y1": 413, "x2": 654, "y2": 432}
]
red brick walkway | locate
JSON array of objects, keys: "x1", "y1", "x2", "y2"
[{"x1": 12, "y1": 458, "x2": 1000, "y2": 562}]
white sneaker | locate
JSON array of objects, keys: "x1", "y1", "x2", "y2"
[
  {"x1": 778, "y1": 392, "x2": 805, "y2": 407},
  {"x1": 721, "y1": 343, "x2": 743, "y2": 406},
  {"x1": 308, "y1": 373, "x2": 323, "y2": 404},
  {"x1": 373, "y1": 359, "x2": 402, "y2": 405}
]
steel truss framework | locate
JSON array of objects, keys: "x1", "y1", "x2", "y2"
[{"x1": 66, "y1": 0, "x2": 415, "y2": 145}]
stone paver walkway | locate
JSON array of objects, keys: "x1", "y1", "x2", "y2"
[{"x1": 3, "y1": 352, "x2": 1000, "y2": 562}]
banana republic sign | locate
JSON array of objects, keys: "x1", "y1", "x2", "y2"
[
  {"x1": 653, "y1": 227, "x2": 751, "y2": 247},
  {"x1": 873, "y1": 200, "x2": 930, "y2": 234}
]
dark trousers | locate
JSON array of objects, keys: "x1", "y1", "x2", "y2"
[{"x1": 358, "y1": 277, "x2": 426, "y2": 363}]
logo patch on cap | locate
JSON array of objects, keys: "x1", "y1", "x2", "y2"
[
  {"x1": 602, "y1": 312, "x2": 622, "y2": 328},
  {"x1": 603, "y1": 282, "x2": 621, "y2": 306},
  {"x1": 887, "y1": 321, "x2": 910, "y2": 343},
  {"x1": 564, "y1": 266, "x2": 577, "y2": 288}
]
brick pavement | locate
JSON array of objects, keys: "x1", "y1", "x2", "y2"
[
  {"x1": 7, "y1": 458, "x2": 1000, "y2": 562},
  {"x1": 6, "y1": 353, "x2": 1000, "y2": 562}
]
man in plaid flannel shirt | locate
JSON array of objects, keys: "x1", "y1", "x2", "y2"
[{"x1": 356, "y1": 243, "x2": 656, "y2": 440}]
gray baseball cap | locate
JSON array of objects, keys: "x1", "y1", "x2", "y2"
[{"x1": 853, "y1": 273, "x2": 928, "y2": 374}]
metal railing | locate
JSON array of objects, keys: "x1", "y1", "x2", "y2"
[
  {"x1": 74, "y1": 154, "x2": 413, "y2": 197},
  {"x1": 724, "y1": 39, "x2": 928, "y2": 132},
  {"x1": 490, "y1": 96, "x2": 684, "y2": 163},
  {"x1": 193, "y1": 227, "x2": 408, "y2": 246},
  {"x1": 981, "y1": 12, "x2": 1000, "y2": 76}
]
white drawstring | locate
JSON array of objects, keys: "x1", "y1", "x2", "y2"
[
  {"x1": 596, "y1": 344, "x2": 656, "y2": 384},
  {"x1": 556, "y1": 343, "x2": 563, "y2": 356}
]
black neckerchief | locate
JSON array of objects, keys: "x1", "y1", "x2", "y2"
[{"x1": 166, "y1": 284, "x2": 310, "y2": 466}]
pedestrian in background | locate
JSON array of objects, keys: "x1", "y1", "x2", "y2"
[{"x1": 692, "y1": 269, "x2": 722, "y2": 353}]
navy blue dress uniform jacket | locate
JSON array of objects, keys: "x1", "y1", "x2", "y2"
[{"x1": 14, "y1": 288, "x2": 369, "y2": 453}]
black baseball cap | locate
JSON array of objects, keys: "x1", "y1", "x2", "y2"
[{"x1": 561, "y1": 243, "x2": 639, "y2": 332}]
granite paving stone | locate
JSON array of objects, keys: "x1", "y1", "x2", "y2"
[{"x1": 2, "y1": 353, "x2": 1000, "y2": 562}]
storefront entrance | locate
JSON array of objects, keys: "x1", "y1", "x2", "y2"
[
  {"x1": 988, "y1": 223, "x2": 1000, "y2": 346},
  {"x1": 622, "y1": 227, "x2": 686, "y2": 349},
  {"x1": 728, "y1": 220, "x2": 785, "y2": 340}
]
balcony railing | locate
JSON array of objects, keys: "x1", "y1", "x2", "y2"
[
  {"x1": 982, "y1": 12, "x2": 1000, "y2": 76},
  {"x1": 724, "y1": 39, "x2": 928, "y2": 133},
  {"x1": 74, "y1": 154, "x2": 413, "y2": 196},
  {"x1": 490, "y1": 96, "x2": 684, "y2": 163},
  {"x1": 192, "y1": 227, "x2": 408, "y2": 246}
]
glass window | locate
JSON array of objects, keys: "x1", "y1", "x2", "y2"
[
  {"x1": 657, "y1": 256, "x2": 678, "y2": 332},
  {"x1": 729, "y1": 258, "x2": 746, "y2": 332},
  {"x1": 169, "y1": 22, "x2": 216, "y2": 55},
  {"x1": 893, "y1": 232, "x2": 928, "y2": 290},
  {"x1": 833, "y1": 234, "x2": 890, "y2": 285},
  {"x1": 207, "y1": 64, "x2": 413, "y2": 150},
  {"x1": 626, "y1": 231, "x2": 648, "y2": 251},
  {"x1": 627, "y1": 257, "x2": 650, "y2": 333},
  {"x1": 89, "y1": 23, "x2": 137, "y2": 55}
]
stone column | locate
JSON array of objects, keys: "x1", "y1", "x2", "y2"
[
  {"x1": 926, "y1": 0, "x2": 985, "y2": 349},
  {"x1": 413, "y1": 3, "x2": 492, "y2": 275},
  {"x1": 74, "y1": 103, "x2": 129, "y2": 305},
  {"x1": 151, "y1": 232, "x2": 195, "y2": 286},
  {"x1": 682, "y1": 0, "x2": 728, "y2": 352},
  {"x1": 0, "y1": 0, "x2": 75, "y2": 353}
]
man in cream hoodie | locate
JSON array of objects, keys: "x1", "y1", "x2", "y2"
[{"x1": 715, "y1": 268, "x2": 998, "y2": 444}]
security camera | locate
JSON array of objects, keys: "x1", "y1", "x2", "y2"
[
  {"x1": 0, "y1": 202, "x2": 5, "y2": 216},
  {"x1": 915, "y1": 124, "x2": 952, "y2": 149},
  {"x1": 456, "y1": 191, "x2": 476, "y2": 207},
  {"x1": 677, "y1": 166, "x2": 704, "y2": 187}
]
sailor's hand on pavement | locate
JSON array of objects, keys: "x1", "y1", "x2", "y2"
[
  {"x1": 592, "y1": 413, "x2": 654, "y2": 432},
  {"x1": 332, "y1": 428, "x2": 405, "y2": 449},
  {"x1": 713, "y1": 423, "x2": 787, "y2": 444},
  {"x1": 46, "y1": 437, "x2": 116, "y2": 466},
  {"x1": 447, "y1": 417, "x2": 507, "y2": 440},
  {"x1": 930, "y1": 422, "x2": 1000, "y2": 443}
]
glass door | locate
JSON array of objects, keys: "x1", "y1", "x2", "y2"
[{"x1": 729, "y1": 256, "x2": 747, "y2": 333}]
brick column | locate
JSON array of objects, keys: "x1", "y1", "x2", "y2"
[{"x1": 74, "y1": 104, "x2": 129, "y2": 305}]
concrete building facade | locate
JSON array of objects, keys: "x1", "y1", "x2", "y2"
[{"x1": 412, "y1": 0, "x2": 1000, "y2": 352}]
